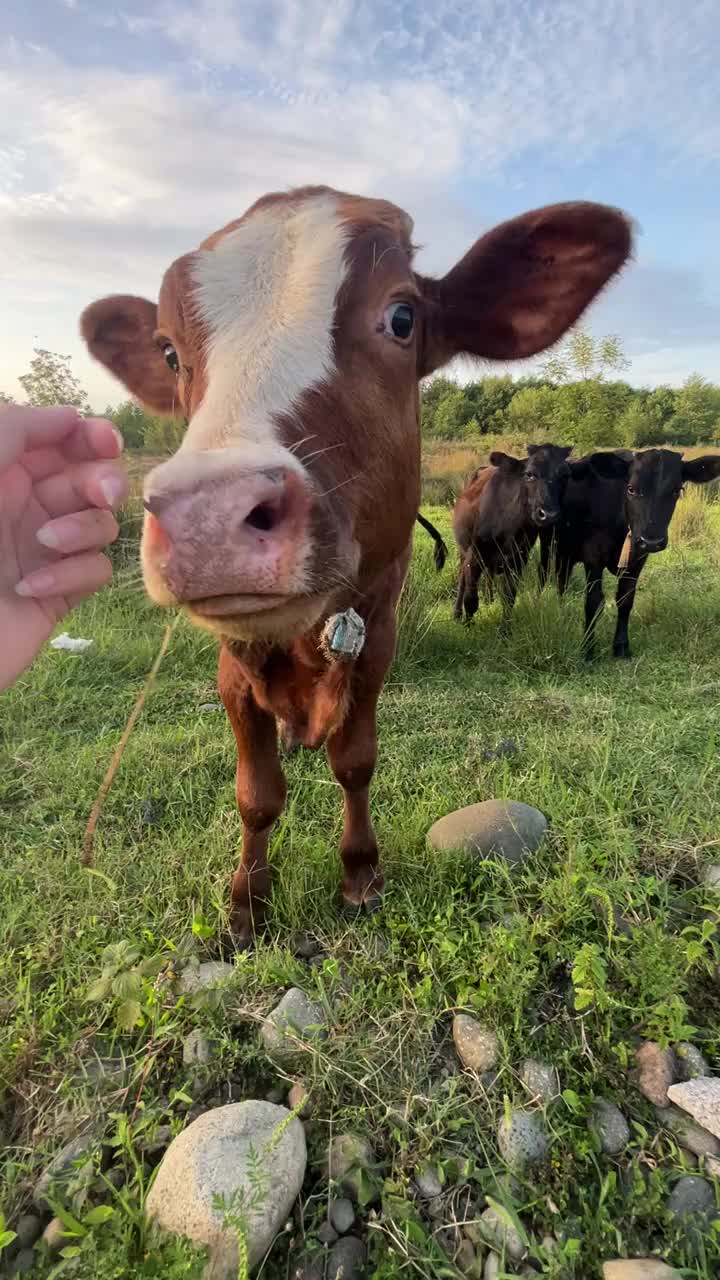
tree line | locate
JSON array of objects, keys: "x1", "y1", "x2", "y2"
[{"x1": 3, "y1": 334, "x2": 719, "y2": 452}]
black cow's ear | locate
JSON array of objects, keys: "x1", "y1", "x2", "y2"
[
  {"x1": 682, "y1": 455, "x2": 720, "y2": 485},
  {"x1": 571, "y1": 451, "x2": 631, "y2": 481},
  {"x1": 490, "y1": 450, "x2": 525, "y2": 474},
  {"x1": 560, "y1": 445, "x2": 573, "y2": 459}
]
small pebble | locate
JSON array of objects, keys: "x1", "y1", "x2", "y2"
[
  {"x1": 329, "y1": 1197, "x2": 355, "y2": 1235},
  {"x1": 674, "y1": 1042, "x2": 710, "y2": 1081},
  {"x1": 667, "y1": 1078, "x2": 720, "y2": 1140},
  {"x1": 602, "y1": 1263, "x2": 681, "y2": 1280},
  {"x1": 42, "y1": 1217, "x2": 67, "y2": 1252},
  {"x1": 484, "y1": 1253, "x2": 500, "y2": 1279},
  {"x1": 497, "y1": 1108, "x2": 549, "y2": 1170},
  {"x1": 703, "y1": 864, "x2": 720, "y2": 892},
  {"x1": 14, "y1": 1215, "x2": 42, "y2": 1250},
  {"x1": 478, "y1": 1205, "x2": 526, "y2": 1261},
  {"x1": 326, "y1": 1236, "x2": 366, "y2": 1280},
  {"x1": 261, "y1": 988, "x2": 327, "y2": 1060},
  {"x1": 415, "y1": 1165, "x2": 443, "y2": 1199},
  {"x1": 589, "y1": 1099, "x2": 631, "y2": 1155},
  {"x1": 288, "y1": 1081, "x2": 311, "y2": 1117},
  {"x1": 634, "y1": 1042, "x2": 676, "y2": 1107},
  {"x1": 521, "y1": 1058, "x2": 559, "y2": 1104},
  {"x1": 317, "y1": 1221, "x2": 339, "y2": 1246},
  {"x1": 656, "y1": 1105, "x2": 720, "y2": 1159},
  {"x1": 666, "y1": 1174, "x2": 714, "y2": 1219},
  {"x1": 182, "y1": 1029, "x2": 213, "y2": 1068},
  {"x1": 9, "y1": 1251, "x2": 36, "y2": 1276},
  {"x1": 705, "y1": 1154, "x2": 720, "y2": 1178},
  {"x1": 452, "y1": 1015, "x2": 499, "y2": 1074}
]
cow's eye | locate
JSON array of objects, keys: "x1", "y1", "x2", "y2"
[
  {"x1": 161, "y1": 342, "x2": 180, "y2": 374},
  {"x1": 526, "y1": 474, "x2": 537, "y2": 483},
  {"x1": 383, "y1": 302, "x2": 414, "y2": 342},
  {"x1": 627, "y1": 486, "x2": 640, "y2": 497}
]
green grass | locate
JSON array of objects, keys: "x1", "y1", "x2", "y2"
[{"x1": 2, "y1": 485, "x2": 720, "y2": 1278}]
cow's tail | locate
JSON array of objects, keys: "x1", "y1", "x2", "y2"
[{"x1": 416, "y1": 512, "x2": 448, "y2": 572}]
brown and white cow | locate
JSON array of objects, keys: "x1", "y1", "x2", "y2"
[{"x1": 81, "y1": 185, "x2": 632, "y2": 944}]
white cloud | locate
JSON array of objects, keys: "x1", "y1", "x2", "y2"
[{"x1": 1, "y1": 0, "x2": 719, "y2": 403}]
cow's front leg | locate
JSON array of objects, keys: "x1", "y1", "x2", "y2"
[
  {"x1": 219, "y1": 649, "x2": 286, "y2": 947},
  {"x1": 327, "y1": 699, "x2": 383, "y2": 915}
]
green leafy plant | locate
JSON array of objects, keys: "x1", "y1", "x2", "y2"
[{"x1": 85, "y1": 940, "x2": 167, "y2": 1031}]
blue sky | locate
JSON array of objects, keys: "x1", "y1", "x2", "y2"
[{"x1": 1, "y1": 0, "x2": 719, "y2": 407}]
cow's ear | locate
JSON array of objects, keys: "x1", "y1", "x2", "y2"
[
  {"x1": 571, "y1": 451, "x2": 631, "y2": 481},
  {"x1": 418, "y1": 201, "x2": 633, "y2": 376},
  {"x1": 560, "y1": 445, "x2": 573, "y2": 459},
  {"x1": 682, "y1": 455, "x2": 720, "y2": 485},
  {"x1": 81, "y1": 295, "x2": 180, "y2": 416},
  {"x1": 490, "y1": 450, "x2": 525, "y2": 474}
]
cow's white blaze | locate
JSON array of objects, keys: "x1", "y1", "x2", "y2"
[{"x1": 184, "y1": 193, "x2": 349, "y2": 465}]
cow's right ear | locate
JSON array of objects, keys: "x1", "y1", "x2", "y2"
[
  {"x1": 571, "y1": 451, "x2": 632, "y2": 481},
  {"x1": 490, "y1": 450, "x2": 525, "y2": 474},
  {"x1": 80, "y1": 295, "x2": 180, "y2": 416}
]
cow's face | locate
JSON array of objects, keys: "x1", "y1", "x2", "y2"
[
  {"x1": 82, "y1": 186, "x2": 632, "y2": 642},
  {"x1": 623, "y1": 449, "x2": 720, "y2": 553},
  {"x1": 491, "y1": 444, "x2": 573, "y2": 528}
]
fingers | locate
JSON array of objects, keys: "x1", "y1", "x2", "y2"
[
  {"x1": 34, "y1": 458, "x2": 129, "y2": 516},
  {"x1": 0, "y1": 405, "x2": 123, "y2": 472},
  {"x1": 15, "y1": 552, "x2": 113, "y2": 600},
  {"x1": 36, "y1": 508, "x2": 119, "y2": 555}
]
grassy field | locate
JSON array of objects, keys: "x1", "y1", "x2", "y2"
[{"x1": 2, "y1": 447, "x2": 720, "y2": 1278}]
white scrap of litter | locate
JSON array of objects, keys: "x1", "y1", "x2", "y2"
[{"x1": 50, "y1": 633, "x2": 94, "y2": 654}]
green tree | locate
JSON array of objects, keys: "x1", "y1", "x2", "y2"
[
  {"x1": 0, "y1": 391, "x2": 15, "y2": 406},
  {"x1": 143, "y1": 415, "x2": 186, "y2": 453},
  {"x1": 501, "y1": 385, "x2": 558, "y2": 439},
  {"x1": 543, "y1": 329, "x2": 629, "y2": 384},
  {"x1": 107, "y1": 401, "x2": 156, "y2": 450},
  {"x1": 669, "y1": 373, "x2": 719, "y2": 445},
  {"x1": 19, "y1": 348, "x2": 90, "y2": 413}
]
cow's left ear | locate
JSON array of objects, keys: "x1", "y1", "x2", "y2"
[
  {"x1": 489, "y1": 450, "x2": 525, "y2": 474},
  {"x1": 418, "y1": 202, "x2": 633, "y2": 376},
  {"x1": 681, "y1": 455, "x2": 720, "y2": 485}
]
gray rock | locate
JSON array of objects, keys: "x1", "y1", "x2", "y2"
[
  {"x1": 705, "y1": 1154, "x2": 720, "y2": 1178},
  {"x1": 326, "y1": 1236, "x2": 367, "y2": 1280},
  {"x1": 497, "y1": 1109, "x2": 549, "y2": 1170},
  {"x1": 178, "y1": 962, "x2": 236, "y2": 997},
  {"x1": 198, "y1": 702, "x2": 222, "y2": 713},
  {"x1": 428, "y1": 800, "x2": 547, "y2": 866},
  {"x1": 415, "y1": 1165, "x2": 443, "y2": 1199},
  {"x1": 589, "y1": 1100, "x2": 631, "y2": 1154},
  {"x1": 520, "y1": 1059, "x2": 559, "y2": 1104},
  {"x1": 261, "y1": 988, "x2": 327, "y2": 1060},
  {"x1": 656, "y1": 1105, "x2": 720, "y2": 1158},
  {"x1": 146, "y1": 1101, "x2": 306, "y2": 1276},
  {"x1": 478, "y1": 1205, "x2": 526, "y2": 1261},
  {"x1": 34, "y1": 1132, "x2": 96, "y2": 1206},
  {"x1": 42, "y1": 1217, "x2": 68, "y2": 1252},
  {"x1": 9, "y1": 1251, "x2": 36, "y2": 1276},
  {"x1": 452, "y1": 1015, "x2": 499, "y2": 1074},
  {"x1": 182, "y1": 1029, "x2": 213, "y2": 1069},
  {"x1": 292, "y1": 1256, "x2": 324, "y2": 1280},
  {"x1": 141, "y1": 1124, "x2": 173, "y2": 1156},
  {"x1": 674, "y1": 1043, "x2": 710, "y2": 1081},
  {"x1": 326, "y1": 1134, "x2": 376, "y2": 1203},
  {"x1": 703, "y1": 864, "x2": 720, "y2": 891},
  {"x1": 14, "y1": 1215, "x2": 42, "y2": 1250},
  {"x1": 602, "y1": 1265, "x2": 681, "y2": 1280},
  {"x1": 484, "y1": 1255, "x2": 500, "y2": 1280},
  {"x1": 329, "y1": 1197, "x2": 355, "y2": 1234},
  {"x1": 666, "y1": 1174, "x2": 715, "y2": 1219},
  {"x1": 667, "y1": 1078, "x2": 720, "y2": 1139},
  {"x1": 634, "y1": 1042, "x2": 676, "y2": 1107},
  {"x1": 317, "y1": 1221, "x2": 339, "y2": 1246}
]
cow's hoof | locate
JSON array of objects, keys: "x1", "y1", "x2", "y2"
[
  {"x1": 613, "y1": 646, "x2": 632, "y2": 660},
  {"x1": 340, "y1": 892, "x2": 383, "y2": 919}
]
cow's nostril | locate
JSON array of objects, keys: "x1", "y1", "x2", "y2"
[{"x1": 245, "y1": 502, "x2": 279, "y2": 533}]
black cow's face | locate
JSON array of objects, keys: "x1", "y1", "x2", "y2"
[
  {"x1": 523, "y1": 444, "x2": 573, "y2": 528},
  {"x1": 594, "y1": 448, "x2": 720, "y2": 555},
  {"x1": 624, "y1": 450, "x2": 685, "y2": 552}
]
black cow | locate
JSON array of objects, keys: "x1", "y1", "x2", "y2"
[
  {"x1": 452, "y1": 443, "x2": 575, "y2": 625},
  {"x1": 540, "y1": 447, "x2": 720, "y2": 659}
]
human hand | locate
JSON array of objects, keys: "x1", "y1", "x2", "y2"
[{"x1": 0, "y1": 404, "x2": 128, "y2": 691}]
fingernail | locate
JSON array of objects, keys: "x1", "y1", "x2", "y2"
[
  {"x1": 36, "y1": 523, "x2": 61, "y2": 549},
  {"x1": 15, "y1": 569, "x2": 56, "y2": 596},
  {"x1": 99, "y1": 472, "x2": 126, "y2": 507}
]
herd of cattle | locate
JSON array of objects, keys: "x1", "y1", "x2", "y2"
[
  {"x1": 80, "y1": 183, "x2": 718, "y2": 939},
  {"x1": 443, "y1": 441, "x2": 720, "y2": 660}
]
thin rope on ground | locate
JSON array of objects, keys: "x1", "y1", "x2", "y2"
[{"x1": 81, "y1": 615, "x2": 179, "y2": 866}]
